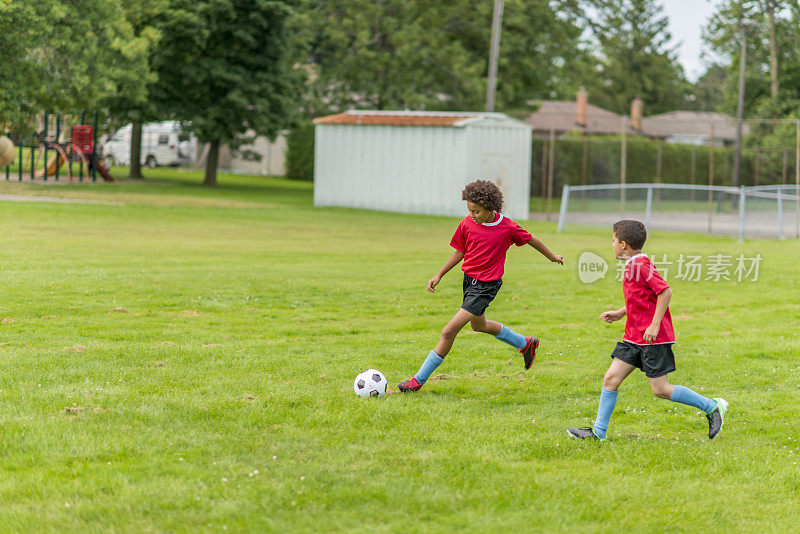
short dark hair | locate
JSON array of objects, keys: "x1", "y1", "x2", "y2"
[
  {"x1": 462, "y1": 180, "x2": 503, "y2": 212},
  {"x1": 613, "y1": 220, "x2": 647, "y2": 249}
]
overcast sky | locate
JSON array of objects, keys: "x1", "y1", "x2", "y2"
[{"x1": 661, "y1": 0, "x2": 722, "y2": 82}]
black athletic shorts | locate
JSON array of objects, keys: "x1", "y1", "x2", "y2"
[
  {"x1": 611, "y1": 341, "x2": 676, "y2": 378},
  {"x1": 461, "y1": 273, "x2": 502, "y2": 316}
]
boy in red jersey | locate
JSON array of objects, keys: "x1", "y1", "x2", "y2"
[
  {"x1": 398, "y1": 180, "x2": 563, "y2": 392},
  {"x1": 567, "y1": 220, "x2": 727, "y2": 440}
]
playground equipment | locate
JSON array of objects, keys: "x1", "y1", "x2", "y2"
[
  {"x1": 32, "y1": 145, "x2": 77, "y2": 180},
  {"x1": 41, "y1": 151, "x2": 65, "y2": 176},
  {"x1": 3, "y1": 111, "x2": 113, "y2": 183},
  {"x1": 71, "y1": 125, "x2": 113, "y2": 181},
  {"x1": 0, "y1": 135, "x2": 14, "y2": 167},
  {"x1": 30, "y1": 124, "x2": 114, "y2": 181}
]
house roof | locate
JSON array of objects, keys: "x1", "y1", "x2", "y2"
[
  {"x1": 313, "y1": 110, "x2": 519, "y2": 127},
  {"x1": 525, "y1": 101, "x2": 744, "y2": 140},
  {"x1": 316, "y1": 107, "x2": 744, "y2": 140},
  {"x1": 525, "y1": 100, "x2": 635, "y2": 135},
  {"x1": 641, "y1": 111, "x2": 746, "y2": 140}
]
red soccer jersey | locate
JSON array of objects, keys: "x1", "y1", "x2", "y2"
[
  {"x1": 622, "y1": 253, "x2": 675, "y2": 345},
  {"x1": 449, "y1": 213, "x2": 533, "y2": 281}
]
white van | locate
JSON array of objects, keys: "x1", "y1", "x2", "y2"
[{"x1": 102, "y1": 121, "x2": 196, "y2": 167}]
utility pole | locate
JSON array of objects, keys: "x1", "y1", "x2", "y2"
[
  {"x1": 486, "y1": 0, "x2": 504, "y2": 112},
  {"x1": 733, "y1": 21, "x2": 754, "y2": 188}
]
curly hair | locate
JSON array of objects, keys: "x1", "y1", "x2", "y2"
[
  {"x1": 613, "y1": 219, "x2": 647, "y2": 249},
  {"x1": 461, "y1": 180, "x2": 503, "y2": 213}
]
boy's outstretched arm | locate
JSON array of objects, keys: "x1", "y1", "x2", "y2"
[
  {"x1": 527, "y1": 237, "x2": 564, "y2": 265},
  {"x1": 428, "y1": 250, "x2": 465, "y2": 292},
  {"x1": 643, "y1": 287, "x2": 672, "y2": 343},
  {"x1": 600, "y1": 306, "x2": 626, "y2": 323}
]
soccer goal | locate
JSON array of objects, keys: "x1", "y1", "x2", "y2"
[{"x1": 557, "y1": 183, "x2": 800, "y2": 240}]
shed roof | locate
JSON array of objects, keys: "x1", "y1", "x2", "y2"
[{"x1": 313, "y1": 110, "x2": 524, "y2": 127}]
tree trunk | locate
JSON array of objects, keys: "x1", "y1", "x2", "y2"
[
  {"x1": 768, "y1": 4, "x2": 778, "y2": 99},
  {"x1": 129, "y1": 121, "x2": 144, "y2": 179},
  {"x1": 204, "y1": 140, "x2": 219, "y2": 186}
]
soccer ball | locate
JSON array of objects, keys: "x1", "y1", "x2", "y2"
[{"x1": 353, "y1": 369, "x2": 387, "y2": 398}]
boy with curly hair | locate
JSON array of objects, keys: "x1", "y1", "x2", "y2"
[{"x1": 398, "y1": 180, "x2": 563, "y2": 392}]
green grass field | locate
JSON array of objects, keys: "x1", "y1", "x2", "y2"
[{"x1": 1, "y1": 169, "x2": 799, "y2": 532}]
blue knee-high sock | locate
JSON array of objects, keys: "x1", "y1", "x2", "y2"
[
  {"x1": 414, "y1": 350, "x2": 444, "y2": 385},
  {"x1": 495, "y1": 324, "x2": 526, "y2": 349},
  {"x1": 670, "y1": 385, "x2": 717, "y2": 413},
  {"x1": 593, "y1": 388, "x2": 618, "y2": 439}
]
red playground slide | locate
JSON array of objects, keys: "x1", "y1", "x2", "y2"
[
  {"x1": 87, "y1": 154, "x2": 114, "y2": 182},
  {"x1": 71, "y1": 125, "x2": 114, "y2": 182}
]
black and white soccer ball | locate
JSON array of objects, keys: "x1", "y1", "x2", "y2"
[{"x1": 353, "y1": 369, "x2": 387, "y2": 398}]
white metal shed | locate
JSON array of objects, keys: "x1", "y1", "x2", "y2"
[{"x1": 313, "y1": 111, "x2": 533, "y2": 220}]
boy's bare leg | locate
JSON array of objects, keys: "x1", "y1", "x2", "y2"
[
  {"x1": 434, "y1": 308, "x2": 476, "y2": 356},
  {"x1": 602, "y1": 357, "x2": 636, "y2": 391},
  {"x1": 647, "y1": 374, "x2": 674, "y2": 399},
  {"x1": 469, "y1": 314, "x2": 501, "y2": 336}
]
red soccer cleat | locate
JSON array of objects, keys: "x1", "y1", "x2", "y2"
[
  {"x1": 398, "y1": 376, "x2": 422, "y2": 392},
  {"x1": 520, "y1": 336, "x2": 539, "y2": 369}
]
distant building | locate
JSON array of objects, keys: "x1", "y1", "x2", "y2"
[
  {"x1": 196, "y1": 133, "x2": 287, "y2": 176},
  {"x1": 641, "y1": 111, "x2": 746, "y2": 147},
  {"x1": 524, "y1": 90, "x2": 745, "y2": 146},
  {"x1": 525, "y1": 89, "x2": 635, "y2": 136}
]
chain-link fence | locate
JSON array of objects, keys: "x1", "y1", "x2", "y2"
[
  {"x1": 531, "y1": 117, "x2": 800, "y2": 223},
  {"x1": 556, "y1": 183, "x2": 800, "y2": 240}
]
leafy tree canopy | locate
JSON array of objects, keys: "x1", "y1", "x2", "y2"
[
  {"x1": 581, "y1": 0, "x2": 691, "y2": 115},
  {"x1": 151, "y1": 0, "x2": 300, "y2": 184},
  {"x1": 292, "y1": 0, "x2": 589, "y2": 114},
  {"x1": 0, "y1": 0, "x2": 150, "y2": 132}
]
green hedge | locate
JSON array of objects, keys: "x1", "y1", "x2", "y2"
[
  {"x1": 531, "y1": 136, "x2": 796, "y2": 197},
  {"x1": 285, "y1": 121, "x2": 315, "y2": 181}
]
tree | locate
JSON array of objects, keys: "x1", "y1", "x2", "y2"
[
  {"x1": 704, "y1": 1, "x2": 800, "y2": 187},
  {"x1": 690, "y1": 64, "x2": 728, "y2": 112},
  {"x1": 0, "y1": 0, "x2": 148, "y2": 131},
  {"x1": 292, "y1": 0, "x2": 588, "y2": 114},
  {"x1": 0, "y1": 2, "x2": 43, "y2": 127},
  {"x1": 754, "y1": 0, "x2": 798, "y2": 99},
  {"x1": 152, "y1": 0, "x2": 299, "y2": 186},
  {"x1": 292, "y1": 0, "x2": 482, "y2": 112},
  {"x1": 451, "y1": 0, "x2": 590, "y2": 111},
  {"x1": 583, "y1": 0, "x2": 691, "y2": 115},
  {"x1": 703, "y1": 0, "x2": 800, "y2": 115},
  {"x1": 100, "y1": 0, "x2": 168, "y2": 180}
]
